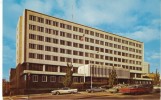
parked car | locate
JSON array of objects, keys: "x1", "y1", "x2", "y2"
[
  {"x1": 119, "y1": 84, "x2": 152, "y2": 94},
  {"x1": 51, "y1": 87, "x2": 78, "y2": 95},
  {"x1": 153, "y1": 85, "x2": 161, "y2": 93},
  {"x1": 86, "y1": 87, "x2": 106, "y2": 93},
  {"x1": 108, "y1": 87, "x2": 119, "y2": 93},
  {"x1": 108, "y1": 84, "x2": 128, "y2": 93}
]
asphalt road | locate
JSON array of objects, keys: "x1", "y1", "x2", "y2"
[{"x1": 3, "y1": 92, "x2": 161, "y2": 100}]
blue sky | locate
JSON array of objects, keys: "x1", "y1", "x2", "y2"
[{"x1": 3, "y1": 0, "x2": 161, "y2": 80}]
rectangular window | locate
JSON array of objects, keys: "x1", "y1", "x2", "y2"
[
  {"x1": 67, "y1": 41, "x2": 72, "y2": 46},
  {"x1": 73, "y1": 51, "x2": 78, "y2": 55},
  {"x1": 32, "y1": 75, "x2": 38, "y2": 82},
  {"x1": 53, "y1": 56, "x2": 58, "y2": 61},
  {"x1": 42, "y1": 75, "x2": 47, "y2": 82},
  {"x1": 45, "y1": 37, "x2": 51, "y2": 43},
  {"x1": 53, "y1": 21, "x2": 59, "y2": 27},
  {"x1": 53, "y1": 47, "x2": 58, "y2": 52},
  {"x1": 46, "y1": 19, "x2": 52, "y2": 25},
  {"x1": 29, "y1": 24, "x2": 36, "y2": 30},
  {"x1": 60, "y1": 48, "x2": 65, "y2": 53},
  {"x1": 37, "y1": 35, "x2": 44, "y2": 41},
  {"x1": 50, "y1": 76, "x2": 56, "y2": 82},
  {"x1": 60, "y1": 23, "x2": 66, "y2": 28},
  {"x1": 37, "y1": 54, "x2": 43, "y2": 59},
  {"x1": 53, "y1": 30, "x2": 59, "y2": 35},
  {"x1": 90, "y1": 38, "x2": 94, "y2": 43},
  {"x1": 79, "y1": 44, "x2": 83, "y2": 48},
  {"x1": 79, "y1": 28, "x2": 83, "y2": 33},
  {"x1": 100, "y1": 34, "x2": 104, "y2": 38},
  {"x1": 60, "y1": 40, "x2": 65, "y2": 45},
  {"x1": 59, "y1": 76, "x2": 64, "y2": 83},
  {"x1": 29, "y1": 43, "x2": 36, "y2": 49},
  {"x1": 60, "y1": 31, "x2": 65, "y2": 37},
  {"x1": 66, "y1": 25, "x2": 72, "y2": 30},
  {"x1": 73, "y1": 77, "x2": 78, "y2": 82},
  {"x1": 37, "y1": 26, "x2": 44, "y2": 32},
  {"x1": 37, "y1": 17, "x2": 44, "y2": 23},
  {"x1": 67, "y1": 49, "x2": 72, "y2": 54},
  {"x1": 37, "y1": 45, "x2": 44, "y2": 50},
  {"x1": 66, "y1": 33, "x2": 72, "y2": 38},
  {"x1": 85, "y1": 30, "x2": 89, "y2": 34},
  {"x1": 53, "y1": 38, "x2": 59, "y2": 44},
  {"x1": 73, "y1": 43, "x2": 78, "y2": 47},
  {"x1": 29, "y1": 15, "x2": 36, "y2": 21},
  {"x1": 60, "y1": 57, "x2": 65, "y2": 62},
  {"x1": 45, "y1": 46, "x2": 51, "y2": 51},
  {"x1": 29, "y1": 34, "x2": 36, "y2": 40},
  {"x1": 29, "y1": 53, "x2": 36, "y2": 58},
  {"x1": 73, "y1": 26, "x2": 78, "y2": 31},
  {"x1": 100, "y1": 41, "x2": 104, "y2": 45},
  {"x1": 73, "y1": 34, "x2": 78, "y2": 39},
  {"x1": 90, "y1": 31, "x2": 94, "y2": 36},
  {"x1": 45, "y1": 55, "x2": 51, "y2": 60}
]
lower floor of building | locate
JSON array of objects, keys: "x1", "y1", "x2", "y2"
[{"x1": 10, "y1": 73, "x2": 152, "y2": 95}]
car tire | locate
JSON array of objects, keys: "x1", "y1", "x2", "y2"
[{"x1": 56, "y1": 91, "x2": 60, "y2": 95}]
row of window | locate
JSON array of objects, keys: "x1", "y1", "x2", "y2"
[
  {"x1": 29, "y1": 15, "x2": 142, "y2": 48},
  {"x1": 29, "y1": 52, "x2": 142, "y2": 66},
  {"x1": 29, "y1": 42, "x2": 142, "y2": 60},
  {"x1": 29, "y1": 33, "x2": 142, "y2": 54},
  {"x1": 30, "y1": 75, "x2": 81, "y2": 83}
]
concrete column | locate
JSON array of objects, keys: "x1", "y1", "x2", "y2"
[
  {"x1": 135, "y1": 73, "x2": 137, "y2": 78},
  {"x1": 58, "y1": 66, "x2": 60, "y2": 72},
  {"x1": 43, "y1": 65, "x2": 45, "y2": 71}
]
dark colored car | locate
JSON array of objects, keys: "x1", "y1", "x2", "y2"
[
  {"x1": 119, "y1": 84, "x2": 153, "y2": 94},
  {"x1": 86, "y1": 87, "x2": 106, "y2": 93}
]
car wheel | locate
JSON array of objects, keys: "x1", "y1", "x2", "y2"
[{"x1": 56, "y1": 91, "x2": 60, "y2": 95}]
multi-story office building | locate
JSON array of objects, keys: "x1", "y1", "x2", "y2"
[{"x1": 10, "y1": 9, "x2": 151, "y2": 94}]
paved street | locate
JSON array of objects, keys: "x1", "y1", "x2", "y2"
[{"x1": 3, "y1": 92, "x2": 160, "y2": 100}]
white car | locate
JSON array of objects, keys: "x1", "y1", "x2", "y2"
[
  {"x1": 153, "y1": 85, "x2": 161, "y2": 93},
  {"x1": 51, "y1": 87, "x2": 78, "y2": 95}
]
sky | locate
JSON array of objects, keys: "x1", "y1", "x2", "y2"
[{"x1": 3, "y1": 0, "x2": 161, "y2": 80}]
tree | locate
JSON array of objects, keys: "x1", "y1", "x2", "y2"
[
  {"x1": 153, "y1": 69, "x2": 160, "y2": 85},
  {"x1": 108, "y1": 66, "x2": 117, "y2": 87},
  {"x1": 63, "y1": 62, "x2": 74, "y2": 87}
]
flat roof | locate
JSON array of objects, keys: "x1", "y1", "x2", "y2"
[{"x1": 25, "y1": 9, "x2": 143, "y2": 43}]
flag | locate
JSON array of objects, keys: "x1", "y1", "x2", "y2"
[{"x1": 80, "y1": 34, "x2": 85, "y2": 41}]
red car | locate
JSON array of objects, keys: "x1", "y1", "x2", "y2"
[{"x1": 119, "y1": 84, "x2": 153, "y2": 94}]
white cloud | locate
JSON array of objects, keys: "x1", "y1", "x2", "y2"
[
  {"x1": 126, "y1": 26, "x2": 160, "y2": 42},
  {"x1": 150, "y1": 53, "x2": 160, "y2": 59}
]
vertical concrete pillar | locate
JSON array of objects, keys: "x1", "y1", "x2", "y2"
[
  {"x1": 58, "y1": 66, "x2": 60, "y2": 72},
  {"x1": 43, "y1": 65, "x2": 45, "y2": 71},
  {"x1": 135, "y1": 73, "x2": 137, "y2": 78}
]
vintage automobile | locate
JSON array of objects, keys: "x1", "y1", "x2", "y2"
[
  {"x1": 86, "y1": 87, "x2": 106, "y2": 93},
  {"x1": 108, "y1": 84, "x2": 128, "y2": 93},
  {"x1": 108, "y1": 87, "x2": 119, "y2": 93},
  {"x1": 153, "y1": 85, "x2": 161, "y2": 93},
  {"x1": 119, "y1": 84, "x2": 153, "y2": 94},
  {"x1": 51, "y1": 87, "x2": 78, "y2": 95}
]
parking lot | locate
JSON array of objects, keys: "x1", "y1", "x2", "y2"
[{"x1": 3, "y1": 91, "x2": 160, "y2": 100}]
